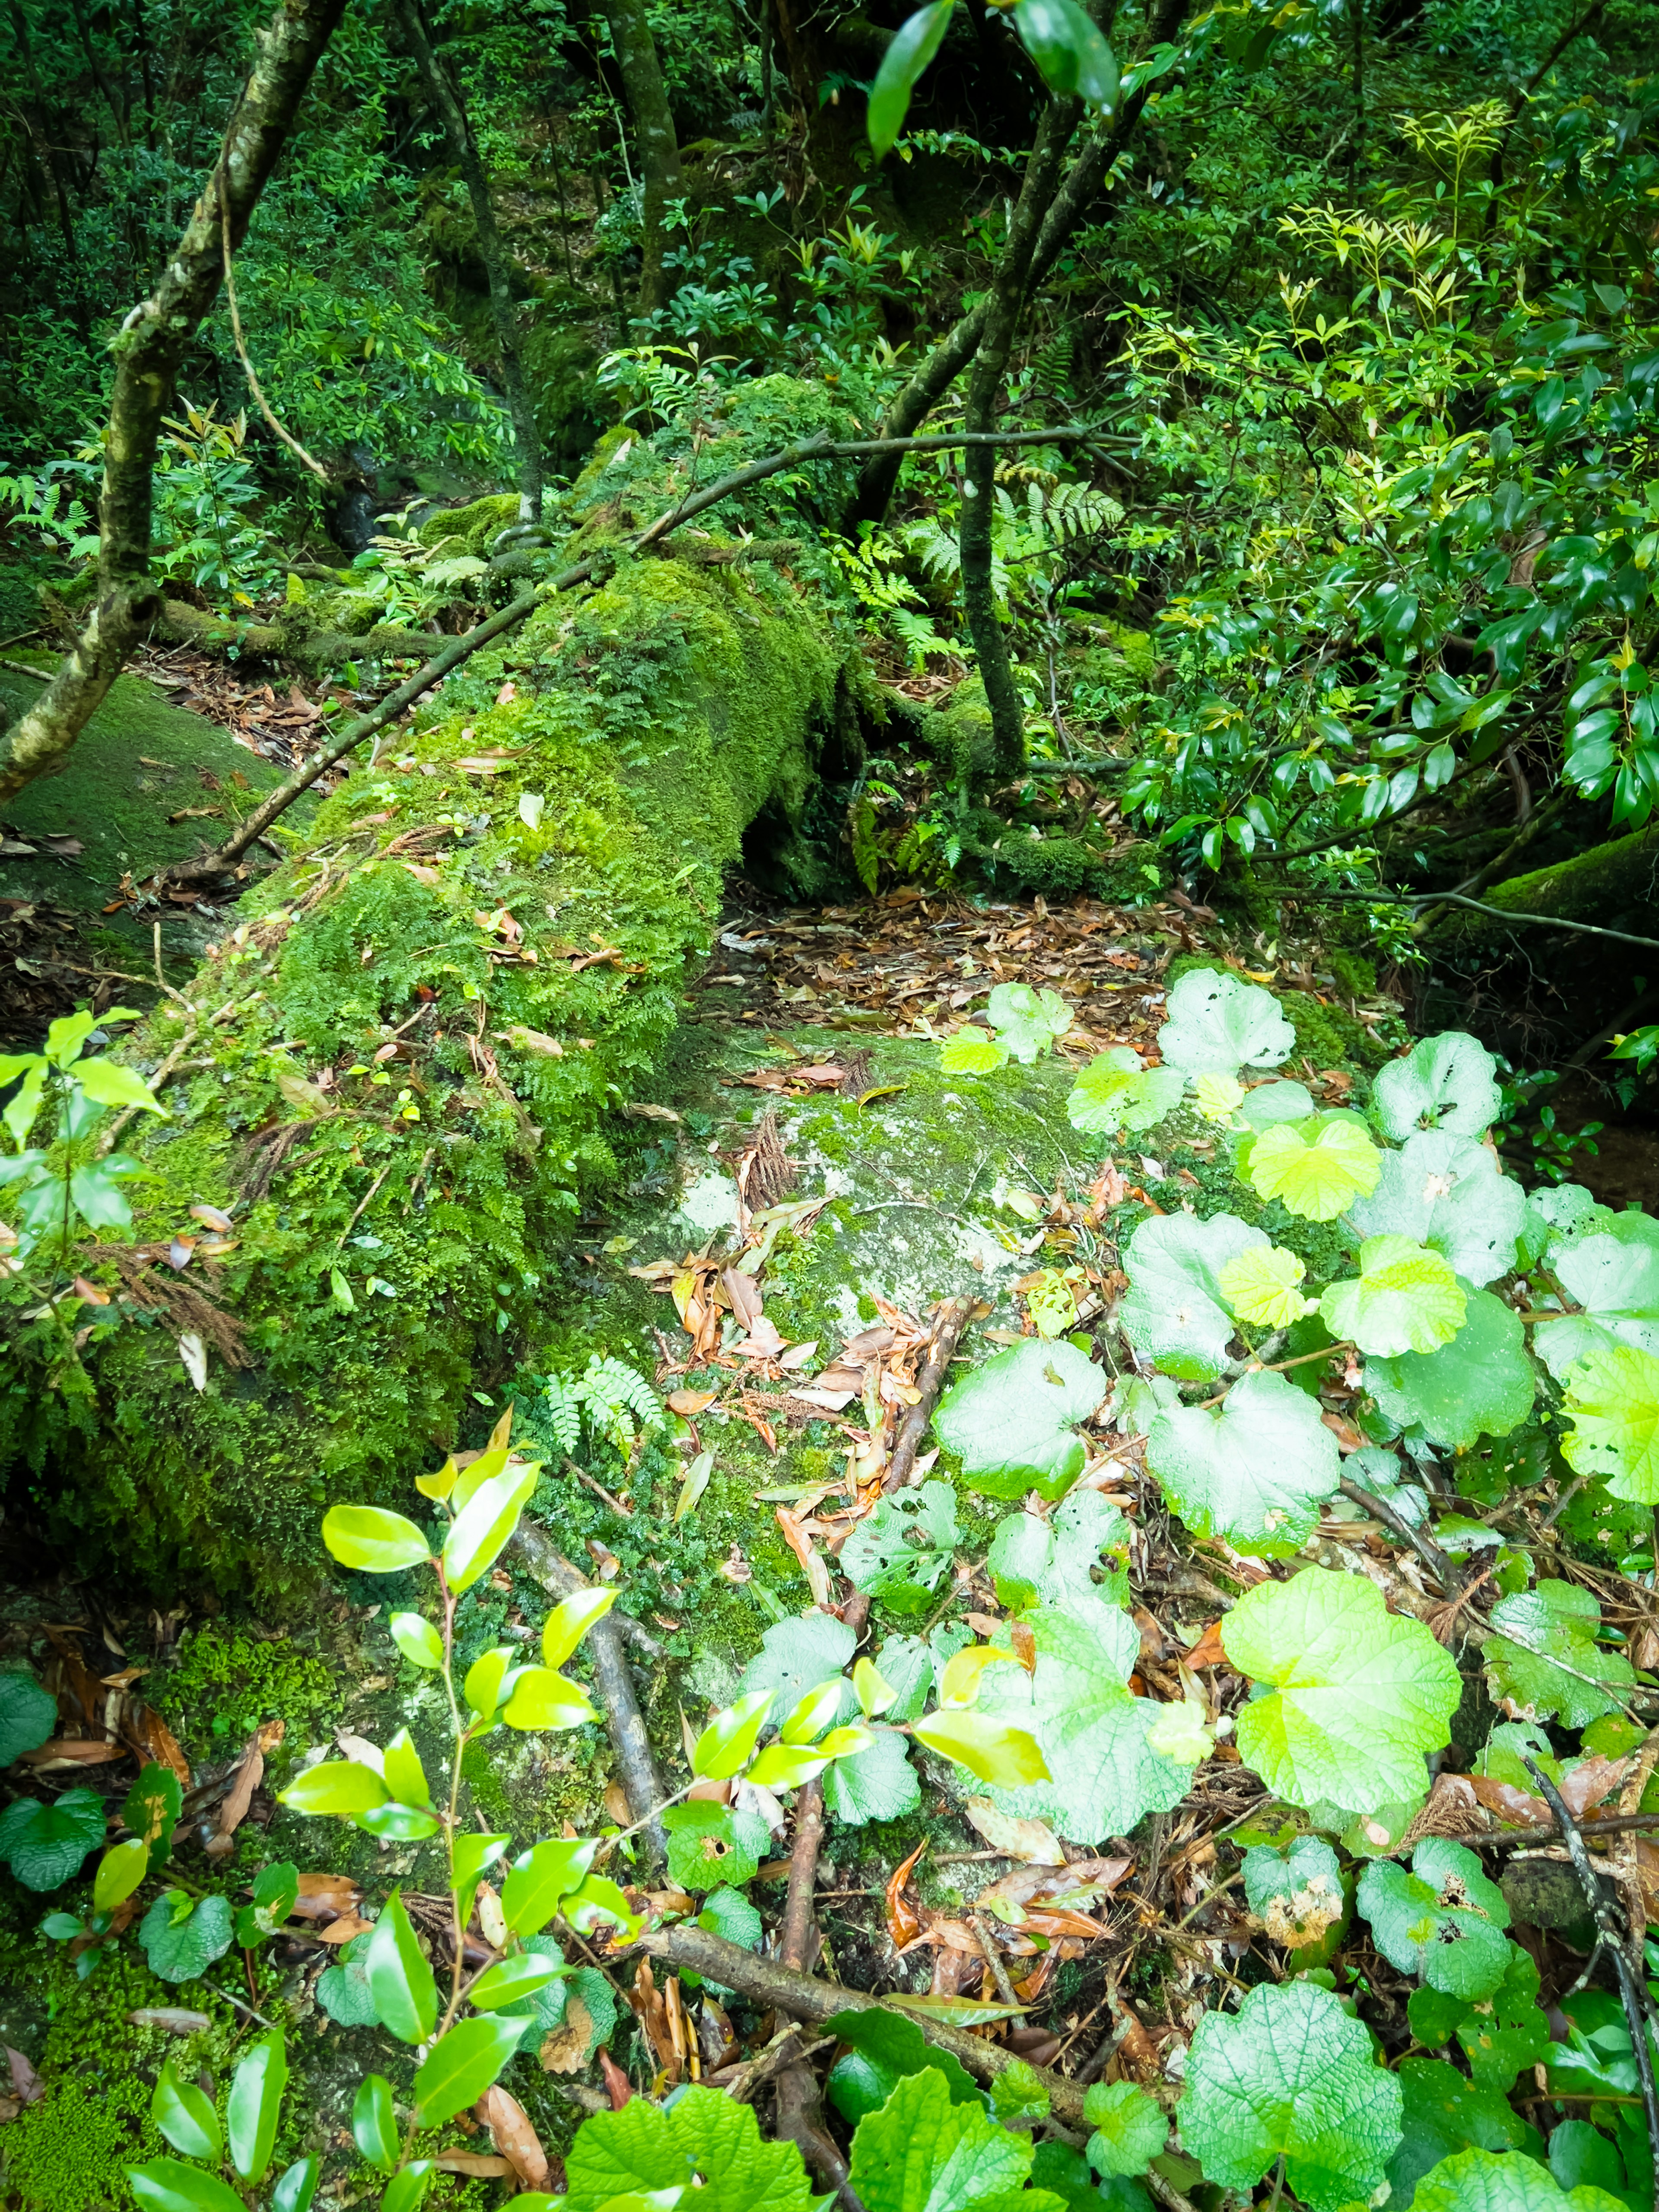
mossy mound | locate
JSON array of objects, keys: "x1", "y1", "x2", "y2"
[
  {"x1": 0, "y1": 388, "x2": 864, "y2": 1602},
  {"x1": 416, "y1": 490, "x2": 521, "y2": 557},
  {"x1": 0, "y1": 657, "x2": 316, "y2": 969}
]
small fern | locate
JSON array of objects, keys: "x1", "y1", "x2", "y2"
[
  {"x1": 849, "y1": 796, "x2": 882, "y2": 894},
  {"x1": 541, "y1": 1374, "x2": 582, "y2": 1456}
]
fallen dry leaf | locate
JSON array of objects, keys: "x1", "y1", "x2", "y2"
[
  {"x1": 292, "y1": 1872, "x2": 362, "y2": 1920},
  {"x1": 599, "y1": 2050, "x2": 635, "y2": 2109},
  {"x1": 128, "y1": 2009, "x2": 212, "y2": 2034},
  {"x1": 963, "y1": 1799, "x2": 1066, "y2": 1866},
  {"x1": 667, "y1": 1389, "x2": 717, "y2": 1417},
  {"x1": 539, "y1": 1994, "x2": 594, "y2": 2074},
  {"x1": 478, "y1": 2084, "x2": 550, "y2": 2190},
  {"x1": 886, "y1": 1839, "x2": 928, "y2": 1949},
  {"x1": 313, "y1": 1914, "x2": 373, "y2": 1946},
  {"x1": 433, "y1": 2153, "x2": 511, "y2": 2178},
  {"x1": 6, "y1": 2049, "x2": 42, "y2": 2106}
]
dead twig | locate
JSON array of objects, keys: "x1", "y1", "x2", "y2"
[
  {"x1": 882, "y1": 1294, "x2": 979, "y2": 1493},
  {"x1": 1523, "y1": 1754, "x2": 1659, "y2": 2212}
]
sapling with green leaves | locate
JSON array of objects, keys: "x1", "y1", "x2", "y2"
[{"x1": 0, "y1": 1008, "x2": 167, "y2": 1367}]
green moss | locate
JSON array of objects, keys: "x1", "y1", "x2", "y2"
[
  {"x1": 0, "y1": 659, "x2": 316, "y2": 957},
  {"x1": 1278, "y1": 988, "x2": 1387, "y2": 1079},
  {"x1": 0, "y1": 384, "x2": 857, "y2": 1602},
  {"x1": 417, "y1": 492, "x2": 521, "y2": 556},
  {"x1": 151, "y1": 1623, "x2": 340, "y2": 1757}
]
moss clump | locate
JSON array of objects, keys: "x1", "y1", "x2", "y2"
[
  {"x1": 417, "y1": 492, "x2": 521, "y2": 556},
  {"x1": 1278, "y1": 988, "x2": 1388, "y2": 1077},
  {"x1": 0, "y1": 383, "x2": 855, "y2": 1603},
  {"x1": 151, "y1": 1622, "x2": 340, "y2": 1756}
]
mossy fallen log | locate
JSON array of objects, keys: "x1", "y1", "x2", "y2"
[
  {"x1": 0, "y1": 382, "x2": 865, "y2": 1600},
  {"x1": 1436, "y1": 820, "x2": 1659, "y2": 938}
]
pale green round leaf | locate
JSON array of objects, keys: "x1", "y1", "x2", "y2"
[
  {"x1": 1413, "y1": 2145, "x2": 1628, "y2": 2212},
  {"x1": 1222, "y1": 1567, "x2": 1461, "y2": 1815},
  {"x1": 139, "y1": 1892, "x2": 235, "y2": 1983},
  {"x1": 320, "y1": 1506, "x2": 431, "y2": 1574},
  {"x1": 978, "y1": 1603, "x2": 1193, "y2": 1842},
  {"x1": 1119, "y1": 1211, "x2": 1268, "y2": 1382},
  {"x1": 1321, "y1": 1236, "x2": 1466, "y2": 1357},
  {"x1": 1177, "y1": 1978, "x2": 1402, "y2": 2212},
  {"x1": 1157, "y1": 967, "x2": 1295, "y2": 1079},
  {"x1": 1484, "y1": 1579, "x2": 1635, "y2": 1727},
  {"x1": 1083, "y1": 2081, "x2": 1167, "y2": 2178},
  {"x1": 1067, "y1": 1051, "x2": 1183, "y2": 1137},
  {"x1": 1248, "y1": 1115, "x2": 1382, "y2": 1221},
  {"x1": 1365, "y1": 1287, "x2": 1536, "y2": 1449},
  {"x1": 1346, "y1": 1131, "x2": 1526, "y2": 1288},
  {"x1": 0, "y1": 1670, "x2": 58, "y2": 1767},
  {"x1": 934, "y1": 1338, "x2": 1104, "y2": 1499},
  {"x1": 1372, "y1": 1032, "x2": 1502, "y2": 1144},
  {"x1": 1147, "y1": 1367, "x2": 1341, "y2": 1557},
  {"x1": 0, "y1": 1787, "x2": 106, "y2": 1891},
  {"x1": 1218, "y1": 1244, "x2": 1312, "y2": 1329},
  {"x1": 1560, "y1": 1343, "x2": 1659, "y2": 1499},
  {"x1": 940, "y1": 1032, "x2": 1007, "y2": 1075}
]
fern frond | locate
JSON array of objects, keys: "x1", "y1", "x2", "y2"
[{"x1": 541, "y1": 1374, "x2": 583, "y2": 1456}]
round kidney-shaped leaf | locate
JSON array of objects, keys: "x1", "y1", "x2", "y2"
[
  {"x1": 1221, "y1": 1568, "x2": 1461, "y2": 1815},
  {"x1": 1373, "y1": 1033, "x2": 1503, "y2": 1144},
  {"x1": 1146, "y1": 1368, "x2": 1341, "y2": 1557},
  {"x1": 934, "y1": 1338, "x2": 1104, "y2": 1500},
  {"x1": 1157, "y1": 967, "x2": 1296, "y2": 1079}
]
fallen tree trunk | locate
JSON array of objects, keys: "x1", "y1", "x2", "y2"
[
  {"x1": 0, "y1": 385, "x2": 861, "y2": 1600},
  {"x1": 156, "y1": 597, "x2": 447, "y2": 672},
  {"x1": 1434, "y1": 820, "x2": 1659, "y2": 940}
]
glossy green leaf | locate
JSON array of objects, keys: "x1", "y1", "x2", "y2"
[
  {"x1": 320, "y1": 1505, "x2": 431, "y2": 1574},
  {"x1": 501, "y1": 1665, "x2": 598, "y2": 1730},
  {"x1": 123, "y1": 1763, "x2": 183, "y2": 1871},
  {"x1": 352, "y1": 2075, "x2": 399, "y2": 2172},
  {"x1": 542, "y1": 1584, "x2": 617, "y2": 1668},
  {"x1": 389, "y1": 1612, "x2": 445, "y2": 1670},
  {"x1": 413, "y1": 2016, "x2": 525, "y2": 2126},
  {"x1": 441, "y1": 1458, "x2": 539, "y2": 1593},
  {"x1": 381, "y1": 2164, "x2": 435, "y2": 2212},
  {"x1": 465, "y1": 1646, "x2": 513, "y2": 1723},
  {"x1": 466, "y1": 1951, "x2": 567, "y2": 2010},
  {"x1": 746, "y1": 1739, "x2": 835, "y2": 1789},
  {"x1": 227, "y1": 2032, "x2": 287, "y2": 2184},
  {"x1": 452, "y1": 1831, "x2": 512, "y2": 1899},
  {"x1": 277, "y1": 1761, "x2": 389, "y2": 1817},
  {"x1": 354, "y1": 1800, "x2": 441, "y2": 1841},
  {"x1": 152, "y1": 2061, "x2": 222, "y2": 2162},
  {"x1": 128, "y1": 2161, "x2": 248, "y2": 2212},
  {"x1": 367, "y1": 1890, "x2": 439, "y2": 2045},
  {"x1": 912, "y1": 1708, "x2": 1050, "y2": 1786},
  {"x1": 271, "y1": 2158, "x2": 319, "y2": 2212},
  {"x1": 501, "y1": 1837, "x2": 598, "y2": 1935},
  {"x1": 691, "y1": 1689, "x2": 775, "y2": 1779},
  {"x1": 74, "y1": 1056, "x2": 167, "y2": 1115},
  {"x1": 381, "y1": 1728, "x2": 430, "y2": 1808},
  {"x1": 93, "y1": 1835, "x2": 150, "y2": 1913},
  {"x1": 823, "y1": 2007, "x2": 983, "y2": 2126},
  {"x1": 867, "y1": 0, "x2": 954, "y2": 156}
]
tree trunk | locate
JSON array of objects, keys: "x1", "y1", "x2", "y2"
[
  {"x1": 841, "y1": 0, "x2": 1190, "y2": 535},
  {"x1": 0, "y1": 0, "x2": 346, "y2": 811},
  {"x1": 0, "y1": 409, "x2": 857, "y2": 1602},
  {"x1": 959, "y1": 95, "x2": 1084, "y2": 784},
  {"x1": 397, "y1": 0, "x2": 544, "y2": 524},
  {"x1": 598, "y1": 0, "x2": 683, "y2": 318},
  {"x1": 1434, "y1": 822, "x2": 1659, "y2": 939}
]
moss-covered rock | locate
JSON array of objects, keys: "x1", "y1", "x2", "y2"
[
  {"x1": 416, "y1": 490, "x2": 521, "y2": 558},
  {"x1": 0, "y1": 390, "x2": 862, "y2": 1602}
]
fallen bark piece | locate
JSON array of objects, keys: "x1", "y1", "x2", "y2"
[{"x1": 639, "y1": 1921, "x2": 1089, "y2": 2126}]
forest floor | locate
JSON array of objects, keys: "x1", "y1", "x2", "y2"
[{"x1": 0, "y1": 853, "x2": 1539, "y2": 2209}]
